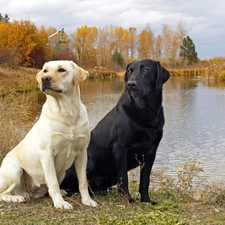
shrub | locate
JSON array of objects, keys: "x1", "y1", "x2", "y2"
[{"x1": 217, "y1": 70, "x2": 225, "y2": 81}]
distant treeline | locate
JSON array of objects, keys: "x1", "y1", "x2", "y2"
[
  {"x1": 0, "y1": 17, "x2": 225, "y2": 76},
  {"x1": 0, "y1": 18, "x2": 191, "y2": 69}
]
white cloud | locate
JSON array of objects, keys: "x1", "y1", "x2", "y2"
[{"x1": 0, "y1": 0, "x2": 224, "y2": 59}]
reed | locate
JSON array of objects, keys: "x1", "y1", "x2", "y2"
[
  {"x1": 169, "y1": 69, "x2": 207, "y2": 77},
  {"x1": 0, "y1": 93, "x2": 34, "y2": 160},
  {"x1": 169, "y1": 68, "x2": 225, "y2": 81},
  {"x1": 217, "y1": 70, "x2": 225, "y2": 81},
  {"x1": 88, "y1": 70, "x2": 118, "y2": 78}
]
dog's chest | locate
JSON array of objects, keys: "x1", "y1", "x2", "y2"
[
  {"x1": 127, "y1": 130, "x2": 156, "y2": 155},
  {"x1": 51, "y1": 128, "x2": 84, "y2": 148},
  {"x1": 61, "y1": 127, "x2": 77, "y2": 141}
]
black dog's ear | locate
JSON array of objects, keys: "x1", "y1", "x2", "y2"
[
  {"x1": 124, "y1": 62, "x2": 132, "y2": 83},
  {"x1": 156, "y1": 61, "x2": 170, "y2": 89}
]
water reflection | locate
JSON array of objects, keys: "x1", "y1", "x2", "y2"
[
  {"x1": 159, "y1": 77, "x2": 225, "y2": 180},
  {"x1": 1, "y1": 77, "x2": 225, "y2": 180},
  {"x1": 80, "y1": 77, "x2": 124, "y2": 129}
]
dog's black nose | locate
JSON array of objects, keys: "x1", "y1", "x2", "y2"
[
  {"x1": 127, "y1": 81, "x2": 137, "y2": 89},
  {"x1": 42, "y1": 75, "x2": 51, "y2": 82}
]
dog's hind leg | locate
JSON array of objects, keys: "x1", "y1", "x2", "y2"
[{"x1": 0, "y1": 159, "x2": 25, "y2": 202}]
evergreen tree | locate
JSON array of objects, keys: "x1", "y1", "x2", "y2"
[
  {"x1": 0, "y1": 13, "x2": 10, "y2": 22},
  {"x1": 111, "y1": 49, "x2": 125, "y2": 71},
  {"x1": 4, "y1": 14, "x2": 10, "y2": 22},
  {"x1": 180, "y1": 36, "x2": 198, "y2": 65}
]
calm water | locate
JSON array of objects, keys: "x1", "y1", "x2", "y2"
[{"x1": 2, "y1": 77, "x2": 225, "y2": 181}]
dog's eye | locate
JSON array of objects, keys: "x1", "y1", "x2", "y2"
[
  {"x1": 58, "y1": 68, "x2": 66, "y2": 72},
  {"x1": 127, "y1": 70, "x2": 132, "y2": 75},
  {"x1": 143, "y1": 68, "x2": 149, "y2": 73},
  {"x1": 43, "y1": 69, "x2": 48, "y2": 73}
]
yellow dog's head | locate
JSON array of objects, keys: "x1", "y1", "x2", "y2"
[{"x1": 36, "y1": 60, "x2": 89, "y2": 95}]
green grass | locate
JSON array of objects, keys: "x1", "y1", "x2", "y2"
[
  {"x1": 0, "y1": 186, "x2": 225, "y2": 224},
  {"x1": 0, "y1": 190, "x2": 181, "y2": 224}
]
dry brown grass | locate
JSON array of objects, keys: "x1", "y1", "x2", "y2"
[
  {"x1": 0, "y1": 66, "x2": 38, "y2": 96},
  {"x1": 0, "y1": 93, "x2": 35, "y2": 159}
]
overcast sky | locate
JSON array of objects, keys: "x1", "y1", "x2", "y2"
[{"x1": 1, "y1": 0, "x2": 224, "y2": 59}]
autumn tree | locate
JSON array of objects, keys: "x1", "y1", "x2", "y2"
[
  {"x1": 0, "y1": 20, "x2": 38, "y2": 67},
  {"x1": 176, "y1": 20, "x2": 187, "y2": 62},
  {"x1": 138, "y1": 24, "x2": 154, "y2": 59},
  {"x1": 118, "y1": 27, "x2": 130, "y2": 63},
  {"x1": 170, "y1": 32, "x2": 179, "y2": 66},
  {"x1": 0, "y1": 18, "x2": 191, "y2": 69},
  {"x1": 160, "y1": 22, "x2": 188, "y2": 66},
  {"x1": 176, "y1": 21, "x2": 187, "y2": 49},
  {"x1": 96, "y1": 27, "x2": 111, "y2": 68},
  {"x1": 30, "y1": 26, "x2": 51, "y2": 68},
  {"x1": 180, "y1": 36, "x2": 198, "y2": 65},
  {"x1": 128, "y1": 27, "x2": 137, "y2": 59},
  {"x1": 161, "y1": 24, "x2": 172, "y2": 62},
  {"x1": 71, "y1": 25, "x2": 98, "y2": 68},
  {"x1": 96, "y1": 26, "x2": 135, "y2": 68},
  {"x1": 154, "y1": 35, "x2": 162, "y2": 61},
  {"x1": 109, "y1": 25, "x2": 121, "y2": 52},
  {"x1": 0, "y1": 22, "x2": 9, "y2": 65},
  {"x1": 107, "y1": 25, "x2": 130, "y2": 64}
]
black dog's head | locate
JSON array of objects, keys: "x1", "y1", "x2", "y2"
[{"x1": 124, "y1": 59, "x2": 170, "y2": 98}]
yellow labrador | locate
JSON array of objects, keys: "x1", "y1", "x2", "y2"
[{"x1": 0, "y1": 60, "x2": 97, "y2": 209}]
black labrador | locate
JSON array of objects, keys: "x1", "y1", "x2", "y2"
[{"x1": 61, "y1": 59, "x2": 170, "y2": 203}]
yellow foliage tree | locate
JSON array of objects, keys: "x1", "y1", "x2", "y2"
[
  {"x1": 96, "y1": 27, "x2": 111, "y2": 68},
  {"x1": 0, "y1": 20, "x2": 37, "y2": 67},
  {"x1": 0, "y1": 19, "x2": 198, "y2": 70},
  {"x1": 154, "y1": 35, "x2": 162, "y2": 61},
  {"x1": 71, "y1": 25, "x2": 98, "y2": 68},
  {"x1": 128, "y1": 27, "x2": 137, "y2": 59},
  {"x1": 138, "y1": 23, "x2": 154, "y2": 59},
  {"x1": 31, "y1": 26, "x2": 51, "y2": 67}
]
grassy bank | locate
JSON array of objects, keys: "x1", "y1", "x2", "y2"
[
  {"x1": 89, "y1": 69, "x2": 119, "y2": 78},
  {"x1": 0, "y1": 66, "x2": 38, "y2": 96},
  {"x1": 0, "y1": 66, "x2": 122, "y2": 96},
  {"x1": 1, "y1": 65, "x2": 225, "y2": 96},
  {"x1": 169, "y1": 68, "x2": 225, "y2": 81},
  {"x1": 169, "y1": 69, "x2": 206, "y2": 77},
  {"x1": 0, "y1": 174, "x2": 224, "y2": 224}
]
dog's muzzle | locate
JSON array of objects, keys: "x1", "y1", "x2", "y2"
[
  {"x1": 41, "y1": 75, "x2": 52, "y2": 92},
  {"x1": 126, "y1": 80, "x2": 137, "y2": 91},
  {"x1": 126, "y1": 80, "x2": 148, "y2": 98},
  {"x1": 41, "y1": 76, "x2": 62, "y2": 93}
]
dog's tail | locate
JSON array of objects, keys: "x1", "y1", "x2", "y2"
[{"x1": 0, "y1": 172, "x2": 17, "y2": 195}]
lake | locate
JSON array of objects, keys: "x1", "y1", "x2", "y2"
[{"x1": 1, "y1": 76, "x2": 225, "y2": 182}]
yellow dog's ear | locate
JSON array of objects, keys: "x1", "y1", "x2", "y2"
[{"x1": 70, "y1": 61, "x2": 89, "y2": 85}]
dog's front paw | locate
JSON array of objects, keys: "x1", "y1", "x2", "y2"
[
  {"x1": 82, "y1": 197, "x2": 98, "y2": 207},
  {"x1": 0, "y1": 195, "x2": 25, "y2": 203},
  {"x1": 54, "y1": 201, "x2": 73, "y2": 209},
  {"x1": 128, "y1": 197, "x2": 136, "y2": 204}
]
